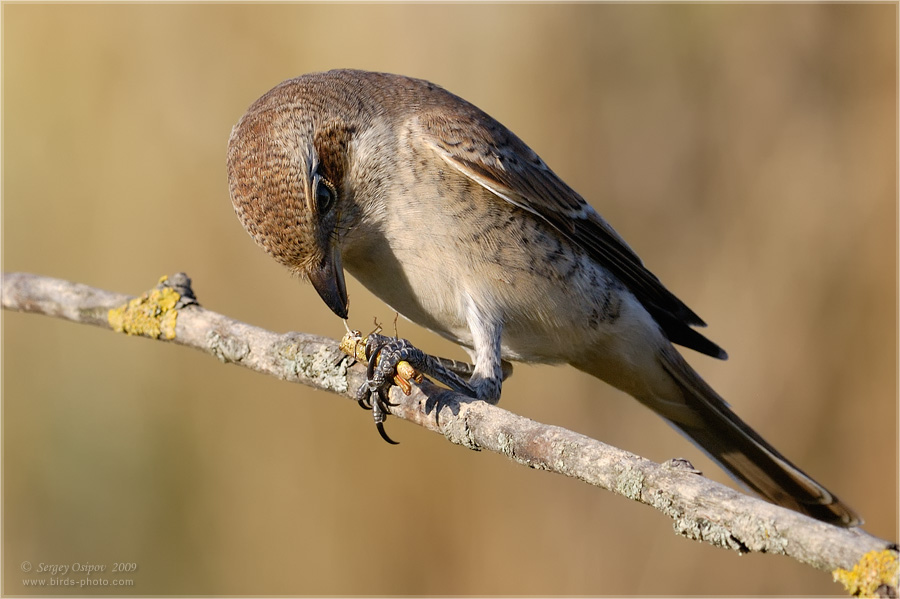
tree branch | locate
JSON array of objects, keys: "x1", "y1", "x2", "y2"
[{"x1": 2, "y1": 271, "x2": 896, "y2": 587}]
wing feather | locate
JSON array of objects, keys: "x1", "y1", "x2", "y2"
[{"x1": 414, "y1": 106, "x2": 726, "y2": 360}]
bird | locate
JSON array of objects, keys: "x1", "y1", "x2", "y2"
[{"x1": 226, "y1": 68, "x2": 860, "y2": 527}]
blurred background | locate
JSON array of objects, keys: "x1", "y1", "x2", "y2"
[{"x1": 2, "y1": 3, "x2": 896, "y2": 595}]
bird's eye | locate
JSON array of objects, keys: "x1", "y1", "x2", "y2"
[{"x1": 315, "y1": 177, "x2": 336, "y2": 214}]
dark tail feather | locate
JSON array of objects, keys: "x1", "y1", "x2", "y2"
[{"x1": 656, "y1": 347, "x2": 861, "y2": 527}]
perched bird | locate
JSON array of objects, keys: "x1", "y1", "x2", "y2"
[{"x1": 227, "y1": 69, "x2": 860, "y2": 527}]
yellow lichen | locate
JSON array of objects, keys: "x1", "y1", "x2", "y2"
[
  {"x1": 107, "y1": 276, "x2": 180, "y2": 340},
  {"x1": 833, "y1": 549, "x2": 899, "y2": 597}
]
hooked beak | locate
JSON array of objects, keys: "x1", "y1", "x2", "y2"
[{"x1": 308, "y1": 249, "x2": 349, "y2": 319}]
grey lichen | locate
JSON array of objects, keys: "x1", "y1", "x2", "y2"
[
  {"x1": 276, "y1": 337, "x2": 349, "y2": 394},
  {"x1": 445, "y1": 402, "x2": 480, "y2": 451},
  {"x1": 673, "y1": 517, "x2": 750, "y2": 554},
  {"x1": 301, "y1": 344, "x2": 349, "y2": 394},
  {"x1": 496, "y1": 431, "x2": 515, "y2": 458},
  {"x1": 207, "y1": 329, "x2": 250, "y2": 364},
  {"x1": 615, "y1": 464, "x2": 645, "y2": 501}
]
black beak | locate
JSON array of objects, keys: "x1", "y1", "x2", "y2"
[{"x1": 308, "y1": 250, "x2": 348, "y2": 319}]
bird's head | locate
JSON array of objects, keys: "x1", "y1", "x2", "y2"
[{"x1": 226, "y1": 79, "x2": 356, "y2": 319}]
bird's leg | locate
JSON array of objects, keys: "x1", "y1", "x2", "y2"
[
  {"x1": 431, "y1": 356, "x2": 514, "y2": 382},
  {"x1": 464, "y1": 299, "x2": 506, "y2": 403}
]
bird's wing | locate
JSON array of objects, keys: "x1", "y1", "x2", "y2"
[{"x1": 415, "y1": 106, "x2": 726, "y2": 360}]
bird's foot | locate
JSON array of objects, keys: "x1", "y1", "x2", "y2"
[{"x1": 340, "y1": 327, "x2": 477, "y2": 443}]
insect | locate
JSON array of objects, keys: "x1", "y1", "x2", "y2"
[{"x1": 339, "y1": 319, "x2": 475, "y2": 444}]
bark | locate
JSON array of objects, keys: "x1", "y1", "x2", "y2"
[{"x1": 2, "y1": 271, "x2": 896, "y2": 586}]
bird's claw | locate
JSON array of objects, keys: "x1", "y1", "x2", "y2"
[
  {"x1": 360, "y1": 337, "x2": 429, "y2": 444},
  {"x1": 341, "y1": 328, "x2": 429, "y2": 444},
  {"x1": 341, "y1": 326, "x2": 476, "y2": 444},
  {"x1": 355, "y1": 383, "x2": 401, "y2": 444}
]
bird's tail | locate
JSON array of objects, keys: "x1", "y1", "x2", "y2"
[{"x1": 648, "y1": 346, "x2": 861, "y2": 527}]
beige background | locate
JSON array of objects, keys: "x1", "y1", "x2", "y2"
[{"x1": 3, "y1": 3, "x2": 896, "y2": 595}]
